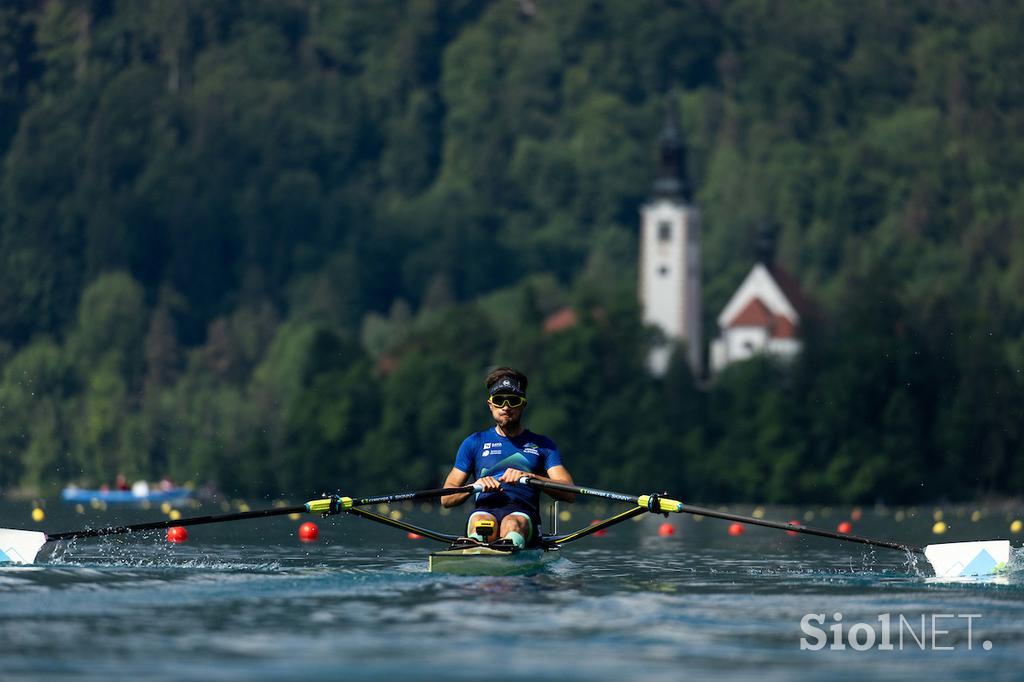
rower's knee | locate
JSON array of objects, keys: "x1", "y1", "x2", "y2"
[
  {"x1": 501, "y1": 512, "x2": 532, "y2": 542},
  {"x1": 467, "y1": 512, "x2": 497, "y2": 542}
]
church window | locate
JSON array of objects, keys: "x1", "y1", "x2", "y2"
[{"x1": 657, "y1": 221, "x2": 672, "y2": 242}]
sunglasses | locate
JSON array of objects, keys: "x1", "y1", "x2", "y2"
[{"x1": 488, "y1": 394, "x2": 527, "y2": 409}]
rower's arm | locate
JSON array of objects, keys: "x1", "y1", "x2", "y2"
[
  {"x1": 440, "y1": 467, "x2": 471, "y2": 507},
  {"x1": 536, "y1": 465, "x2": 576, "y2": 503}
]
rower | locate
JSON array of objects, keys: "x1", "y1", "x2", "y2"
[{"x1": 440, "y1": 367, "x2": 575, "y2": 549}]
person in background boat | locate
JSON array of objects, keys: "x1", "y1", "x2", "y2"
[
  {"x1": 115, "y1": 474, "x2": 129, "y2": 491},
  {"x1": 440, "y1": 367, "x2": 575, "y2": 549}
]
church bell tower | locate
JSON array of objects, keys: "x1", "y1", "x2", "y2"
[{"x1": 638, "y1": 99, "x2": 702, "y2": 377}]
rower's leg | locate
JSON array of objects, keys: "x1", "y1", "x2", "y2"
[
  {"x1": 500, "y1": 512, "x2": 533, "y2": 549},
  {"x1": 467, "y1": 511, "x2": 498, "y2": 542}
]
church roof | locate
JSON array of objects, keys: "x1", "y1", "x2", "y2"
[{"x1": 717, "y1": 263, "x2": 809, "y2": 332}]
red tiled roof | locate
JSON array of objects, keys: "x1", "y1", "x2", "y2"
[
  {"x1": 543, "y1": 307, "x2": 578, "y2": 333},
  {"x1": 729, "y1": 298, "x2": 774, "y2": 327},
  {"x1": 726, "y1": 296, "x2": 799, "y2": 339},
  {"x1": 772, "y1": 315, "x2": 797, "y2": 339}
]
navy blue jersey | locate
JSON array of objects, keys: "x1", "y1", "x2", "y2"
[{"x1": 453, "y1": 428, "x2": 563, "y2": 513}]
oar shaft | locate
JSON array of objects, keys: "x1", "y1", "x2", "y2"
[
  {"x1": 520, "y1": 478, "x2": 639, "y2": 504},
  {"x1": 48, "y1": 504, "x2": 308, "y2": 541},
  {"x1": 47, "y1": 484, "x2": 482, "y2": 542},
  {"x1": 520, "y1": 478, "x2": 683, "y2": 513},
  {"x1": 352, "y1": 485, "x2": 478, "y2": 507},
  {"x1": 677, "y1": 503, "x2": 922, "y2": 554},
  {"x1": 522, "y1": 478, "x2": 922, "y2": 555}
]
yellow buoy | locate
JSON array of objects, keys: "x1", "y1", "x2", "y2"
[
  {"x1": 803, "y1": 511, "x2": 815, "y2": 522},
  {"x1": 894, "y1": 510, "x2": 905, "y2": 522},
  {"x1": 237, "y1": 502, "x2": 250, "y2": 513},
  {"x1": 168, "y1": 509, "x2": 182, "y2": 521},
  {"x1": 971, "y1": 510, "x2": 982, "y2": 523},
  {"x1": 933, "y1": 509, "x2": 943, "y2": 522},
  {"x1": 752, "y1": 506, "x2": 765, "y2": 519},
  {"x1": 160, "y1": 502, "x2": 172, "y2": 515},
  {"x1": 75, "y1": 504, "x2": 85, "y2": 515},
  {"x1": 1011, "y1": 519, "x2": 1023, "y2": 534},
  {"x1": 32, "y1": 508, "x2": 45, "y2": 522},
  {"x1": 389, "y1": 510, "x2": 403, "y2": 521},
  {"x1": 558, "y1": 509, "x2": 572, "y2": 522},
  {"x1": 288, "y1": 513, "x2": 301, "y2": 521},
  {"x1": 932, "y1": 521, "x2": 947, "y2": 535}
]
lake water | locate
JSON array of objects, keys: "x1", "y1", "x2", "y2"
[{"x1": 2, "y1": 498, "x2": 1023, "y2": 681}]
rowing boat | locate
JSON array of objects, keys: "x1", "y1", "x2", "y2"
[
  {"x1": 429, "y1": 543, "x2": 560, "y2": 576},
  {"x1": 0, "y1": 478, "x2": 1013, "y2": 579},
  {"x1": 60, "y1": 486, "x2": 193, "y2": 505}
]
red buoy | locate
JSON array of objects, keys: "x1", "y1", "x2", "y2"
[
  {"x1": 166, "y1": 526, "x2": 188, "y2": 543},
  {"x1": 299, "y1": 522, "x2": 319, "y2": 542},
  {"x1": 786, "y1": 520, "x2": 800, "y2": 537},
  {"x1": 589, "y1": 519, "x2": 607, "y2": 537},
  {"x1": 837, "y1": 521, "x2": 852, "y2": 534},
  {"x1": 406, "y1": 532, "x2": 422, "y2": 540},
  {"x1": 658, "y1": 522, "x2": 675, "y2": 537},
  {"x1": 727, "y1": 522, "x2": 744, "y2": 536}
]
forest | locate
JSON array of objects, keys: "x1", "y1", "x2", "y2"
[{"x1": 1, "y1": 0, "x2": 1023, "y2": 503}]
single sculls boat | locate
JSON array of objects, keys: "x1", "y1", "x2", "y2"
[
  {"x1": 1, "y1": 478, "x2": 1013, "y2": 579},
  {"x1": 428, "y1": 541, "x2": 560, "y2": 576}
]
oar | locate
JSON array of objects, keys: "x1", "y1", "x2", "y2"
[
  {"x1": 520, "y1": 478, "x2": 1011, "y2": 578},
  {"x1": 0, "y1": 484, "x2": 481, "y2": 565}
]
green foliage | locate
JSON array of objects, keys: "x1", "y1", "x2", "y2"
[{"x1": 0, "y1": 1, "x2": 1022, "y2": 502}]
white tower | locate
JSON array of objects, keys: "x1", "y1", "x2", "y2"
[{"x1": 639, "y1": 101, "x2": 702, "y2": 377}]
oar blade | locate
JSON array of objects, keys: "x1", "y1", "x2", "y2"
[
  {"x1": 0, "y1": 529, "x2": 49, "y2": 565},
  {"x1": 924, "y1": 540, "x2": 1011, "y2": 578}
]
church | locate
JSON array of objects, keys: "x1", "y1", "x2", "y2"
[{"x1": 638, "y1": 101, "x2": 806, "y2": 378}]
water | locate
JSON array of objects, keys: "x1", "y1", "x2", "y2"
[{"x1": 2, "y1": 500, "x2": 1023, "y2": 680}]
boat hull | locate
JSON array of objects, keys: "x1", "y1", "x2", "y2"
[{"x1": 428, "y1": 545, "x2": 560, "y2": 576}]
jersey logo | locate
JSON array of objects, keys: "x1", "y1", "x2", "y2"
[{"x1": 481, "y1": 453, "x2": 530, "y2": 477}]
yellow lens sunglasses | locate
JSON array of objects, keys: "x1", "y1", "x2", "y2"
[{"x1": 488, "y1": 394, "x2": 527, "y2": 409}]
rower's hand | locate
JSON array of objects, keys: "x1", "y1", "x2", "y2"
[
  {"x1": 474, "y1": 476, "x2": 501, "y2": 491},
  {"x1": 499, "y1": 469, "x2": 529, "y2": 485}
]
